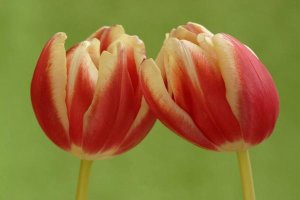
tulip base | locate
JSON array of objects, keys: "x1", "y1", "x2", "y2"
[
  {"x1": 237, "y1": 150, "x2": 256, "y2": 200},
  {"x1": 76, "y1": 160, "x2": 93, "y2": 200}
]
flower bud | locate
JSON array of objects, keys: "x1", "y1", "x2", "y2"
[
  {"x1": 140, "y1": 22, "x2": 279, "y2": 151},
  {"x1": 31, "y1": 25, "x2": 156, "y2": 159}
]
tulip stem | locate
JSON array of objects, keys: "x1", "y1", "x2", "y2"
[
  {"x1": 237, "y1": 150, "x2": 256, "y2": 200},
  {"x1": 76, "y1": 159, "x2": 93, "y2": 200}
]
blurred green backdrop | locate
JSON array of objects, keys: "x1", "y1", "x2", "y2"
[{"x1": 0, "y1": 0, "x2": 299, "y2": 199}]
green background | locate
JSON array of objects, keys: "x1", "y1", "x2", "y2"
[{"x1": 0, "y1": 0, "x2": 299, "y2": 199}]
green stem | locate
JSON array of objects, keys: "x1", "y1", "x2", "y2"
[
  {"x1": 76, "y1": 159, "x2": 93, "y2": 200},
  {"x1": 237, "y1": 150, "x2": 256, "y2": 200}
]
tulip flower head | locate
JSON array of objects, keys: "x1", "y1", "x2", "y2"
[
  {"x1": 31, "y1": 25, "x2": 156, "y2": 160},
  {"x1": 140, "y1": 22, "x2": 279, "y2": 152}
]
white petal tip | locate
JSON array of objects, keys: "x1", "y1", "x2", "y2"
[
  {"x1": 141, "y1": 58, "x2": 156, "y2": 66},
  {"x1": 165, "y1": 33, "x2": 170, "y2": 39},
  {"x1": 80, "y1": 41, "x2": 91, "y2": 48},
  {"x1": 55, "y1": 32, "x2": 67, "y2": 40},
  {"x1": 113, "y1": 24, "x2": 125, "y2": 30},
  {"x1": 197, "y1": 33, "x2": 213, "y2": 43},
  {"x1": 213, "y1": 33, "x2": 228, "y2": 42}
]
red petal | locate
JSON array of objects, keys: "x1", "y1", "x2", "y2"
[
  {"x1": 88, "y1": 25, "x2": 125, "y2": 52},
  {"x1": 115, "y1": 99, "x2": 156, "y2": 154},
  {"x1": 217, "y1": 34, "x2": 279, "y2": 145},
  {"x1": 187, "y1": 40, "x2": 242, "y2": 143},
  {"x1": 164, "y1": 39, "x2": 241, "y2": 147},
  {"x1": 169, "y1": 22, "x2": 213, "y2": 44},
  {"x1": 140, "y1": 59, "x2": 216, "y2": 150},
  {"x1": 31, "y1": 33, "x2": 70, "y2": 150},
  {"x1": 183, "y1": 22, "x2": 213, "y2": 35},
  {"x1": 227, "y1": 34, "x2": 279, "y2": 144},
  {"x1": 82, "y1": 44, "x2": 142, "y2": 154},
  {"x1": 66, "y1": 41, "x2": 98, "y2": 147}
]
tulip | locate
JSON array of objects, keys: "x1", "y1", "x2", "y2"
[
  {"x1": 140, "y1": 22, "x2": 279, "y2": 200},
  {"x1": 31, "y1": 25, "x2": 155, "y2": 200}
]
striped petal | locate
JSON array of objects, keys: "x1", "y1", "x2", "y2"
[
  {"x1": 212, "y1": 33, "x2": 279, "y2": 145},
  {"x1": 140, "y1": 59, "x2": 216, "y2": 150},
  {"x1": 82, "y1": 41, "x2": 142, "y2": 155},
  {"x1": 66, "y1": 40, "x2": 98, "y2": 147},
  {"x1": 107, "y1": 35, "x2": 146, "y2": 91},
  {"x1": 116, "y1": 98, "x2": 156, "y2": 154},
  {"x1": 88, "y1": 25, "x2": 125, "y2": 52},
  {"x1": 169, "y1": 22, "x2": 213, "y2": 44},
  {"x1": 31, "y1": 33, "x2": 70, "y2": 150},
  {"x1": 163, "y1": 38, "x2": 241, "y2": 147}
]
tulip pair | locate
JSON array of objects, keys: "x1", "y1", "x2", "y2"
[{"x1": 31, "y1": 23, "x2": 279, "y2": 200}]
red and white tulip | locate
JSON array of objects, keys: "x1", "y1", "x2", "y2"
[
  {"x1": 31, "y1": 25, "x2": 156, "y2": 160},
  {"x1": 140, "y1": 22, "x2": 279, "y2": 151}
]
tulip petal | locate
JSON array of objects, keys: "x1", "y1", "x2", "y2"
[
  {"x1": 88, "y1": 25, "x2": 125, "y2": 52},
  {"x1": 107, "y1": 35, "x2": 146, "y2": 91},
  {"x1": 116, "y1": 98, "x2": 156, "y2": 154},
  {"x1": 184, "y1": 22, "x2": 213, "y2": 35},
  {"x1": 188, "y1": 40, "x2": 242, "y2": 143},
  {"x1": 31, "y1": 33, "x2": 70, "y2": 150},
  {"x1": 83, "y1": 43, "x2": 142, "y2": 154},
  {"x1": 163, "y1": 38, "x2": 241, "y2": 147},
  {"x1": 66, "y1": 40, "x2": 98, "y2": 146},
  {"x1": 169, "y1": 22, "x2": 213, "y2": 44},
  {"x1": 140, "y1": 59, "x2": 216, "y2": 150},
  {"x1": 211, "y1": 34, "x2": 241, "y2": 120},
  {"x1": 213, "y1": 34, "x2": 279, "y2": 145},
  {"x1": 87, "y1": 39, "x2": 101, "y2": 68}
]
